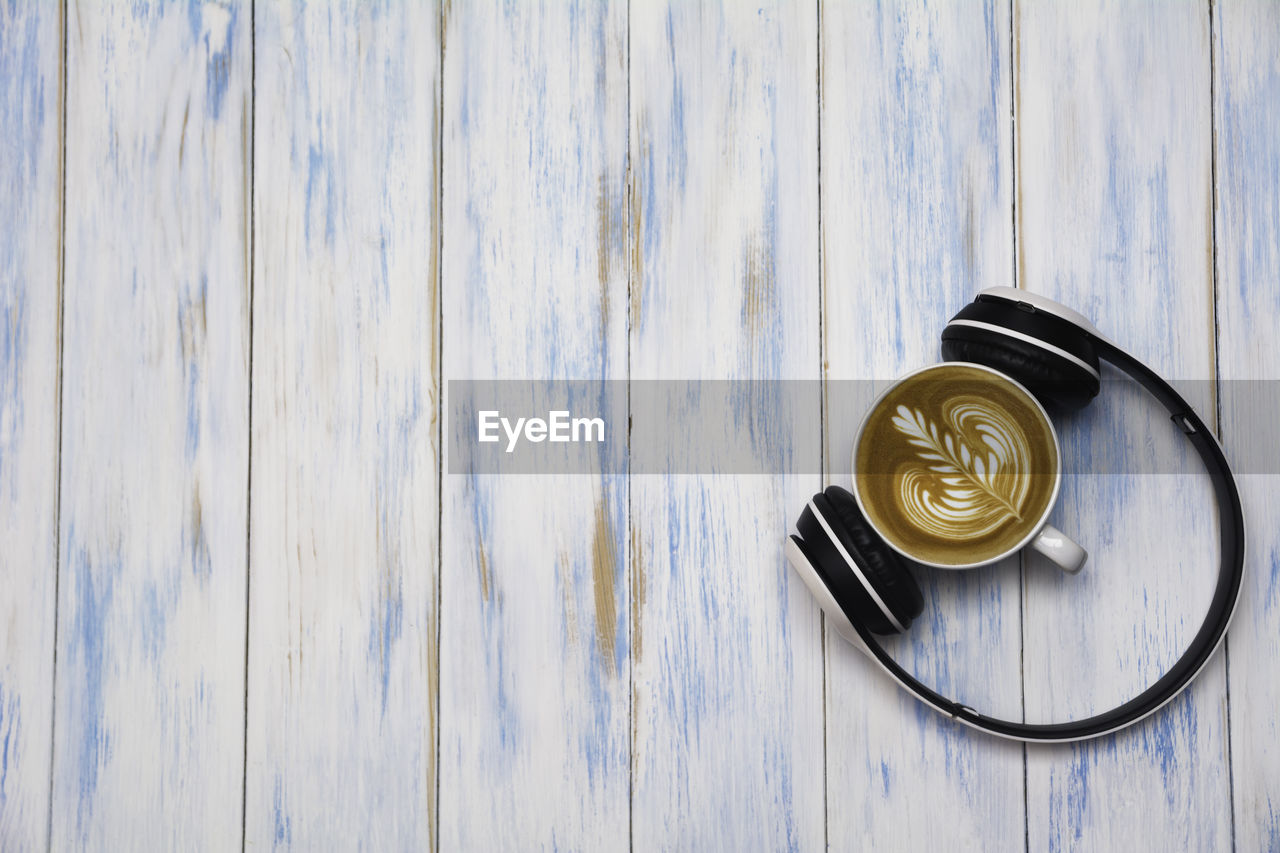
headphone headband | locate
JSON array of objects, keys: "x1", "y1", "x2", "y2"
[{"x1": 846, "y1": 298, "x2": 1246, "y2": 742}]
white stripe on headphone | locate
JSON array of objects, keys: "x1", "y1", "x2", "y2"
[
  {"x1": 947, "y1": 319, "x2": 1102, "y2": 381},
  {"x1": 806, "y1": 498, "x2": 907, "y2": 634}
]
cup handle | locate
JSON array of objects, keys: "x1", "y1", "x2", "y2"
[{"x1": 1030, "y1": 524, "x2": 1087, "y2": 574}]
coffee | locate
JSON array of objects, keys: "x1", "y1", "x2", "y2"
[{"x1": 854, "y1": 364, "x2": 1059, "y2": 566}]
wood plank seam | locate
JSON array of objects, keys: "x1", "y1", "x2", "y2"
[
  {"x1": 1010, "y1": 1, "x2": 1034, "y2": 851},
  {"x1": 626, "y1": 2, "x2": 634, "y2": 850},
  {"x1": 1011, "y1": 2, "x2": 1032, "y2": 852},
  {"x1": 1203, "y1": 3, "x2": 1233, "y2": 845},
  {"x1": 239, "y1": 1, "x2": 257, "y2": 852},
  {"x1": 1214, "y1": 5, "x2": 1280, "y2": 847},
  {"x1": 435, "y1": 2, "x2": 446, "y2": 852},
  {"x1": 816, "y1": 2, "x2": 830, "y2": 849},
  {"x1": 45, "y1": 0, "x2": 69, "y2": 849}
]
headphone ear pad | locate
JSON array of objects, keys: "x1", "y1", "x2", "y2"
[
  {"x1": 816, "y1": 487, "x2": 923, "y2": 631},
  {"x1": 797, "y1": 503, "x2": 897, "y2": 634},
  {"x1": 941, "y1": 331, "x2": 1100, "y2": 411}
]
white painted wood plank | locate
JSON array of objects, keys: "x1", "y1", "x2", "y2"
[
  {"x1": 1016, "y1": 2, "x2": 1230, "y2": 850},
  {"x1": 628, "y1": 3, "x2": 824, "y2": 849},
  {"x1": 820, "y1": 1, "x2": 1025, "y2": 848},
  {"x1": 246, "y1": 2, "x2": 440, "y2": 848},
  {"x1": 0, "y1": 2, "x2": 61, "y2": 848},
  {"x1": 51, "y1": 1, "x2": 250, "y2": 848},
  {"x1": 1214, "y1": 2, "x2": 1280, "y2": 849},
  {"x1": 439, "y1": 1, "x2": 630, "y2": 849}
]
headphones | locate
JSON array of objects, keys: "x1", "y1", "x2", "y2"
[{"x1": 785, "y1": 287, "x2": 1246, "y2": 742}]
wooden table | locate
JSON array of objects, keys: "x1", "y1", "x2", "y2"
[{"x1": 2, "y1": 1, "x2": 1277, "y2": 850}]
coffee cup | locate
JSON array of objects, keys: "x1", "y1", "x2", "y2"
[{"x1": 851, "y1": 362, "x2": 1086, "y2": 573}]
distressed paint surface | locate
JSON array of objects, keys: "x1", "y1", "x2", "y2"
[
  {"x1": 1016, "y1": 2, "x2": 1230, "y2": 850},
  {"x1": 820, "y1": 1, "x2": 1025, "y2": 849},
  {"x1": 1215, "y1": 3, "x2": 1280, "y2": 851},
  {"x1": 0, "y1": 1, "x2": 1275, "y2": 849},
  {"x1": 0, "y1": 1, "x2": 60, "y2": 848},
  {"x1": 51, "y1": 1, "x2": 251, "y2": 849},
  {"x1": 628, "y1": 3, "x2": 824, "y2": 850},
  {"x1": 439, "y1": 0, "x2": 631, "y2": 849},
  {"x1": 246, "y1": 1, "x2": 440, "y2": 849}
]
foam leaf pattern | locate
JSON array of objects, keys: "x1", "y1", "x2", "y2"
[{"x1": 889, "y1": 397, "x2": 1034, "y2": 541}]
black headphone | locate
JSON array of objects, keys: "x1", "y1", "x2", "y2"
[{"x1": 785, "y1": 287, "x2": 1246, "y2": 742}]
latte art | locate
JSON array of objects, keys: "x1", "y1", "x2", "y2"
[
  {"x1": 854, "y1": 364, "x2": 1059, "y2": 567},
  {"x1": 890, "y1": 397, "x2": 1033, "y2": 540}
]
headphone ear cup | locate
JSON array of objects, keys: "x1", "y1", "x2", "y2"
[
  {"x1": 941, "y1": 327, "x2": 1100, "y2": 411},
  {"x1": 941, "y1": 297, "x2": 1101, "y2": 411},
  {"x1": 796, "y1": 503, "x2": 896, "y2": 634},
  {"x1": 820, "y1": 487, "x2": 923, "y2": 629},
  {"x1": 796, "y1": 487, "x2": 923, "y2": 634}
]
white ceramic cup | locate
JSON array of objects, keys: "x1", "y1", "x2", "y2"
[{"x1": 850, "y1": 362, "x2": 1087, "y2": 573}]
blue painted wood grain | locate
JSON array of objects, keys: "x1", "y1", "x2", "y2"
[
  {"x1": 1016, "y1": 2, "x2": 1230, "y2": 850},
  {"x1": 0, "y1": 1, "x2": 1274, "y2": 848},
  {"x1": 246, "y1": 1, "x2": 440, "y2": 849},
  {"x1": 51, "y1": 1, "x2": 251, "y2": 848},
  {"x1": 628, "y1": 3, "x2": 824, "y2": 850},
  {"x1": 819, "y1": 1, "x2": 1026, "y2": 849},
  {"x1": 440, "y1": 0, "x2": 631, "y2": 848},
  {"x1": 0, "y1": 1, "x2": 60, "y2": 848},
  {"x1": 1214, "y1": 2, "x2": 1280, "y2": 850}
]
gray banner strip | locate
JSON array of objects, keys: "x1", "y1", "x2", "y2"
[{"x1": 447, "y1": 379, "x2": 1280, "y2": 475}]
